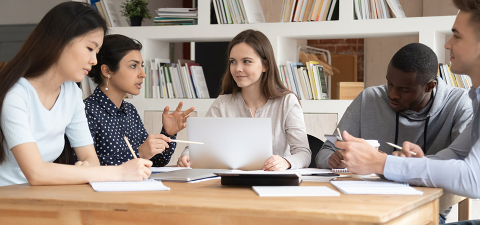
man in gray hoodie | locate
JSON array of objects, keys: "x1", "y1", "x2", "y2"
[{"x1": 316, "y1": 43, "x2": 473, "y2": 169}]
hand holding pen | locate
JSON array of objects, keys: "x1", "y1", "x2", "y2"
[{"x1": 388, "y1": 142, "x2": 427, "y2": 158}]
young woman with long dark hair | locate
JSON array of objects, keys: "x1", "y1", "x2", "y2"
[{"x1": 0, "y1": 2, "x2": 152, "y2": 186}]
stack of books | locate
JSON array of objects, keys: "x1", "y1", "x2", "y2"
[
  {"x1": 154, "y1": 8, "x2": 198, "y2": 26},
  {"x1": 439, "y1": 64, "x2": 472, "y2": 89},
  {"x1": 354, "y1": 0, "x2": 405, "y2": 20},
  {"x1": 212, "y1": 0, "x2": 266, "y2": 24},
  {"x1": 144, "y1": 59, "x2": 210, "y2": 99},
  {"x1": 281, "y1": 0, "x2": 338, "y2": 22},
  {"x1": 279, "y1": 61, "x2": 329, "y2": 100}
]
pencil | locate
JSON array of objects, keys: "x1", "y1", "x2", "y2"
[
  {"x1": 170, "y1": 140, "x2": 204, "y2": 145},
  {"x1": 386, "y1": 142, "x2": 427, "y2": 158},
  {"x1": 123, "y1": 136, "x2": 137, "y2": 159}
]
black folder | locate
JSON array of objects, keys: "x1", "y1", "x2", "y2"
[{"x1": 214, "y1": 172, "x2": 302, "y2": 186}]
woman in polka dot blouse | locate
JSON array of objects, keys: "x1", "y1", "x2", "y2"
[{"x1": 84, "y1": 34, "x2": 194, "y2": 166}]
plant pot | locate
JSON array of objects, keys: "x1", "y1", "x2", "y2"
[{"x1": 130, "y1": 16, "x2": 143, "y2": 26}]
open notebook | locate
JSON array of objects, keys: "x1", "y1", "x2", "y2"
[
  {"x1": 89, "y1": 179, "x2": 170, "y2": 192},
  {"x1": 330, "y1": 181, "x2": 423, "y2": 195}
]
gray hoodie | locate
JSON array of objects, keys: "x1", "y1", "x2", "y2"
[{"x1": 316, "y1": 77, "x2": 473, "y2": 169}]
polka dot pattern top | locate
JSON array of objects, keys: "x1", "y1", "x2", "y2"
[{"x1": 84, "y1": 87, "x2": 177, "y2": 166}]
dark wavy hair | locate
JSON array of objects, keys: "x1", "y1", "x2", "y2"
[
  {"x1": 0, "y1": 2, "x2": 107, "y2": 164},
  {"x1": 221, "y1": 29, "x2": 293, "y2": 100},
  {"x1": 87, "y1": 34, "x2": 142, "y2": 85}
]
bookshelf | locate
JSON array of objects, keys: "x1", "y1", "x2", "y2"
[{"x1": 110, "y1": 0, "x2": 454, "y2": 118}]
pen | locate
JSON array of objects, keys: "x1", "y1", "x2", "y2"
[
  {"x1": 170, "y1": 140, "x2": 204, "y2": 145},
  {"x1": 336, "y1": 128, "x2": 343, "y2": 141},
  {"x1": 386, "y1": 142, "x2": 427, "y2": 158},
  {"x1": 123, "y1": 136, "x2": 137, "y2": 159}
]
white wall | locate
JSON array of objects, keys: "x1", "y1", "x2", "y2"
[{"x1": 0, "y1": 0, "x2": 68, "y2": 25}]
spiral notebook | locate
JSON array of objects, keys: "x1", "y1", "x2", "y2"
[
  {"x1": 331, "y1": 168, "x2": 351, "y2": 173},
  {"x1": 89, "y1": 179, "x2": 170, "y2": 192},
  {"x1": 330, "y1": 181, "x2": 423, "y2": 195}
]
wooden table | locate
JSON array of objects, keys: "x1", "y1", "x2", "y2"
[{"x1": 0, "y1": 180, "x2": 443, "y2": 225}]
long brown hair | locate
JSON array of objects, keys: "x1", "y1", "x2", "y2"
[
  {"x1": 0, "y1": 2, "x2": 107, "y2": 164},
  {"x1": 221, "y1": 29, "x2": 293, "y2": 100}
]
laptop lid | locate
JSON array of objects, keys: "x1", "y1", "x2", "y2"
[{"x1": 187, "y1": 117, "x2": 273, "y2": 170}]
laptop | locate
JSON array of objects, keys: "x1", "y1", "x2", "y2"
[{"x1": 187, "y1": 117, "x2": 273, "y2": 171}]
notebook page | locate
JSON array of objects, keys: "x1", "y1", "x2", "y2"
[
  {"x1": 252, "y1": 186, "x2": 340, "y2": 197},
  {"x1": 330, "y1": 181, "x2": 423, "y2": 195},
  {"x1": 90, "y1": 179, "x2": 170, "y2": 192}
]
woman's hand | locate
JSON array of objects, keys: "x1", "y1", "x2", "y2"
[
  {"x1": 162, "y1": 102, "x2": 195, "y2": 136},
  {"x1": 117, "y1": 158, "x2": 152, "y2": 181},
  {"x1": 138, "y1": 134, "x2": 170, "y2": 159},
  {"x1": 263, "y1": 155, "x2": 291, "y2": 171},
  {"x1": 177, "y1": 155, "x2": 190, "y2": 167}
]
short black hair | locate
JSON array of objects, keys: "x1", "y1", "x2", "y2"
[
  {"x1": 88, "y1": 34, "x2": 142, "y2": 85},
  {"x1": 390, "y1": 43, "x2": 438, "y2": 85}
]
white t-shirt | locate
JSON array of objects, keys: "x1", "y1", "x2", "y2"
[{"x1": 0, "y1": 78, "x2": 93, "y2": 186}]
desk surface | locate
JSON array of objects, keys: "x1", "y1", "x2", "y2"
[{"x1": 0, "y1": 179, "x2": 443, "y2": 225}]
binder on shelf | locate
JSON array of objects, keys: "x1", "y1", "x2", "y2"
[
  {"x1": 185, "y1": 62, "x2": 200, "y2": 98},
  {"x1": 326, "y1": 0, "x2": 337, "y2": 21},
  {"x1": 223, "y1": 0, "x2": 234, "y2": 24},
  {"x1": 190, "y1": 66, "x2": 211, "y2": 99},
  {"x1": 242, "y1": 0, "x2": 266, "y2": 23},
  {"x1": 103, "y1": 0, "x2": 129, "y2": 27},
  {"x1": 317, "y1": 65, "x2": 329, "y2": 99}
]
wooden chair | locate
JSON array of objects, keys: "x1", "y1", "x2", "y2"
[
  {"x1": 459, "y1": 198, "x2": 471, "y2": 221},
  {"x1": 440, "y1": 193, "x2": 471, "y2": 221}
]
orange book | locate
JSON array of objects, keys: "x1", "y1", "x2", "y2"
[{"x1": 310, "y1": 0, "x2": 323, "y2": 21}]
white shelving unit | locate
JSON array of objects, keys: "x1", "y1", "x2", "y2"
[{"x1": 110, "y1": 0, "x2": 455, "y2": 121}]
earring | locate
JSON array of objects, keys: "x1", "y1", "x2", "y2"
[{"x1": 105, "y1": 75, "x2": 111, "y2": 91}]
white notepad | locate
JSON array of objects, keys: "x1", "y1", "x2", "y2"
[
  {"x1": 330, "y1": 181, "x2": 423, "y2": 195},
  {"x1": 252, "y1": 186, "x2": 340, "y2": 197},
  {"x1": 90, "y1": 179, "x2": 170, "y2": 192},
  {"x1": 331, "y1": 168, "x2": 351, "y2": 173}
]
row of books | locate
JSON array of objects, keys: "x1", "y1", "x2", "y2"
[
  {"x1": 212, "y1": 0, "x2": 266, "y2": 24},
  {"x1": 354, "y1": 0, "x2": 405, "y2": 20},
  {"x1": 281, "y1": 0, "x2": 338, "y2": 22},
  {"x1": 154, "y1": 8, "x2": 198, "y2": 26},
  {"x1": 89, "y1": 0, "x2": 129, "y2": 27},
  {"x1": 438, "y1": 64, "x2": 472, "y2": 89},
  {"x1": 279, "y1": 61, "x2": 329, "y2": 100},
  {"x1": 145, "y1": 59, "x2": 210, "y2": 99}
]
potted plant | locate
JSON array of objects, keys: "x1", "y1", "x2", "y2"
[{"x1": 120, "y1": 0, "x2": 152, "y2": 26}]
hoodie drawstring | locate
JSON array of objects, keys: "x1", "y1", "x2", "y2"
[{"x1": 394, "y1": 112, "x2": 430, "y2": 154}]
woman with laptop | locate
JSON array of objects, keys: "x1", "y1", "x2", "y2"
[
  {"x1": 0, "y1": 2, "x2": 152, "y2": 186},
  {"x1": 177, "y1": 29, "x2": 311, "y2": 171},
  {"x1": 84, "y1": 34, "x2": 194, "y2": 166}
]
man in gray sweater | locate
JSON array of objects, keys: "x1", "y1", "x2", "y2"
[{"x1": 316, "y1": 43, "x2": 473, "y2": 169}]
